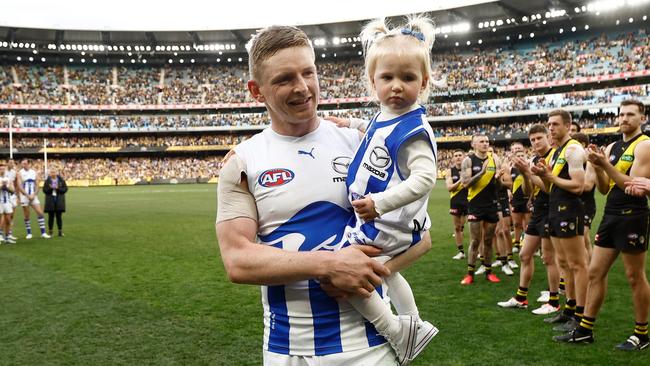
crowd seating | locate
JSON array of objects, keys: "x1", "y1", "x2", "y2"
[{"x1": 0, "y1": 29, "x2": 648, "y2": 105}]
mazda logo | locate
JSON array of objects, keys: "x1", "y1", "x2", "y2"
[
  {"x1": 332, "y1": 156, "x2": 351, "y2": 175},
  {"x1": 370, "y1": 146, "x2": 391, "y2": 168}
]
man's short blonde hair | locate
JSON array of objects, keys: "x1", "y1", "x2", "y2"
[{"x1": 247, "y1": 25, "x2": 313, "y2": 81}]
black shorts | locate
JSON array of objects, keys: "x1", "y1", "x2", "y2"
[
  {"x1": 498, "y1": 198, "x2": 511, "y2": 217},
  {"x1": 449, "y1": 203, "x2": 468, "y2": 217},
  {"x1": 512, "y1": 201, "x2": 530, "y2": 214},
  {"x1": 583, "y1": 208, "x2": 597, "y2": 228},
  {"x1": 595, "y1": 212, "x2": 649, "y2": 253},
  {"x1": 468, "y1": 206, "x2": 499, "y2": 223},
  {"x1": 548, "y1": 201, "x2": 584, "y2": 238},
  {"x1": 525, "y1": 211, "x2": 549, "y2": 238}
]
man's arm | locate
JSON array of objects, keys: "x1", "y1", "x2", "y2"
[
  {"x1": 460, "y1": 156, "x2": 484, "y2": 187},
  {"x1": 545, "y1": 144, "x2": 586, "y2": 195},
  {"x1": 216, "y1": 153, "x2": 390, "y2": 297},
  {"x1": 445, "y1": 169, "x2": 461, "y2": 192}
]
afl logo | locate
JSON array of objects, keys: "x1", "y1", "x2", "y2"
[
  {"x1": 332, "y1": 156, "x2": 351, "y2": 175},
  {"x1": 370, "y1": 146, "x2": 391, "y2": 168},
  {"x1": 258, "y1": 168, "x2": 295, "y2": 188}
]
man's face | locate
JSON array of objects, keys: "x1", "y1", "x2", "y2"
[
  {"x1": 529, "y1": 132, "x2": 550, "y2": 154},
  {"x1": 21, "y1": 160, "x2": 29, "y2": 170},
  {"x1": 472, "y1": 136, "x2": 490, "y2": 154},
  {"x1": 250, "y1": 46, "x2": 319, "y2": 127},
  {"x1": 452, "y1": 151, "x2": 464, "y2": 165},
  {"x1": 547, "y1": 116, "x2": 568, "y2": 142},
  {"x1": 510, "y1": 143, "x2": 524, "y2": 154},
  {"x1": 569, "y1": 124, "x2": 579, "y2": 135},
  {"x1": 0, "y1": 165, "x2": 5, "y2": 175},
  {"x1": 618, "y1": 105, "x2": 645, "y2": 134}
]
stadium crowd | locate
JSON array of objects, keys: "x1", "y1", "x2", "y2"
[
  {"x1": 2, "y1": 134, "x2": 248, "y2": 149},
  {"x1": 0, "y1": 29, "x2": 648, "y2": 105}
]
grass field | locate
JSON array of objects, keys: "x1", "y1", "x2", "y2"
[{"x1": 0, "y1": 184, "x2": 648, "y2": 365}]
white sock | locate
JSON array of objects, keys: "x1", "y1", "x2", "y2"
[
  {"x1": 348, "y1": 291, "x2": 400, "y2": 336},
  {"x1": 386, "y1": 272, "x2": 420, "y2": 322}
]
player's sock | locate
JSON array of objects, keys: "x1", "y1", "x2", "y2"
[
  {"x1": 549, "y1": 292, "x2": 560, "y2": 308},
  {"x1": 507, "y1": 253, "x2": 513, "y2": 262},
  {"x1": 574, "y1": 306, "x2": 585, "y2": 322},
  {"x1": 563, "y1": 299, "x2": 576, "y2": 318},
  {"x1": 515, "y1": 286, "x2": 528, "y2": 302},
  {"x1": 8, "y1": 228, "x2": 12, "y2": 236},
  {"x1": 467, "y1": 264, "x2": 475, "y2": 276},
  {"x1": 513, "y1": 240, "x2": 521, "y2": 248},
  {"x1": 498, "y1": 256, "x2": 507, "y2": 265},
  {"x1": 577, "y1": 316, "x2": 595, "y2": 334},
  {"x1": 24, "y1": 220, "x2": 32, "y2": 235},
  {"x1": 0, "y1": 229, "x2": 4, "y2": 238},
  {"x1": 635, "y1": 322, "x2": 649, "y2": 342},
  {"x1": 457, "y1": 245, "x2": 464, "y2": 254},
  {"x1": 485, "y1": 263, "x2": 492, "y2": 275},
  {"x1": 559, "y1": 277, "x2": 566, "y2": 292},
  {"x1": 385, "y1": 272, "x2": 420, "y2": 321},
  {"x1": 37, "y1": 216, "x2": 46, "y2": 235}
]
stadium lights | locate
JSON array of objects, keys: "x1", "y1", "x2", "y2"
[
  {"x1": 435, "y1": 22, "x2": 470, "y2": 35},
  {"x1": 572, "y1": 26, "x2": 577, "y2": 32},
  {"x1": 41, "y1": 57, "x2": 46, "y2": 62},
  {"x1": 142, "y1": 59, "x2": 147, "y2": 64},
  {"x1": 559, "y1": 28, "x2": 564, "y2": 33},
  {"x1": 227, "y1": 58, "x2": 232, "y2": 62},
  {"x1": 313, "y1": 38, "x2": 326, "y2": 47},
  {"x1": 16, "y1": 56, "x2": 21, "y2": 61},
  {"x1": 68, "y1": 58, "x2": 73, "y2": 62}
]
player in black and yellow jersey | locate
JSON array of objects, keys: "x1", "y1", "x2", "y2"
[
  {"x1": 556, "y1": 100, "x2": 650, "y2": 350},
  {"x1": 460, "y1": 135, "x2": 501, "y2": 285},
  {"x1": 446, "y1": 149, "x2": 469, "y2": 260},
  {"x1": 572, "y1": 132, "x2": 597, "y2": 262},
  {"x1": 532, "y1": 109, "x2": 589, "y2": 335},
  {"x1": 498, "y1": 124, "x2": 562, "y2": 315},
  {"x1": 509, "y1": 142, "x2": 531, "y2": 255}
]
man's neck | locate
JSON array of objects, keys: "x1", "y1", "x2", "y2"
[
  {"x1": 556, "y1": 134, "x2": 571, "y2": 148},
  {"x1": 623, "y1": 128, "x2": 642, "y2": 142},
  {"x1": 270, "y1": 117, "x2": 320, "y2": 137},
  {"x1": 474, "y1": 151, "x2": 488, "y2": 159},
  {"x1": 536, "y1": 146, "x2": 551, "y2": 157}
]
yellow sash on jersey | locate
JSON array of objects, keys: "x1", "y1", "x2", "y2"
[
  {"x1": 550, "y1": 140, "x2": 581, "y2": 190},
  {"x1": 608, "y1": 134, "x2": 650, "y2": 193},
  {"x1": 468, "y1": 153, "x2": 495, "y2": 201},
  {"x1": 512, "y1": 174, "x2": 524, "y2": 194},
  {"x1": 532, "y1": 148, "x2": 556, "y2": 198},
  {"x1": 450, "y1": 181, "x2": 464, "y2": 198}
]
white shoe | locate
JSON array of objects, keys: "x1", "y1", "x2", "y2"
[
  {"x1": 25, "y1": 234, "x2": 32, "y2": 240},
  {"x1": 532, "y1": 303, "x2": 560, "y2": 315},
  {"x1": 5, "y1": 238, "x2": 16, "y2": 244},
  {"x1": 501, "y1": 264, "x2": 514, "y2": 276},
  {"x1": 42, "y1": 233, "x2": 51, "y2": 239},
  {"x1": 381, "y1": 315, "x2": 417, "y2": 366},
  {"x1": 410, "y1": 320, "x2": 439, "y2": 361},
  {"x1": 512, "y1": 246, "x2": 520, "y2": 254},
  {"x1": 8, "y1": 235, "x2": 17, "y2": 240},
  {"x1": 452, "y1": 252, "x2": 465, "y2": 260},
  {"x1": 497, "y1": 297, "x2": 528, "y2": 309},
  {"x1": 537, "y1": 291, "x2": 550, "y2": 303},
  {"x1": 475, "y1": 265, "x2": 486, "y2": 275},
  {"x1": 508, "y1": 260, "x2": 519, "y2": 269},
  {"x1": 534, "y1": 249, "x2": 541, "y2": 257},
  {"x1": 492, "y1": 260, "x2": 503, "y2": 268}
]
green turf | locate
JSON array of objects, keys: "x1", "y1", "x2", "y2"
[{"x1": 0, "y1": 184, "x2": 648, "y2": 365}]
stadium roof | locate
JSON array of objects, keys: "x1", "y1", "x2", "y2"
[{"x1": 1, "y1": 0, "x2": 596, "y2": 43}]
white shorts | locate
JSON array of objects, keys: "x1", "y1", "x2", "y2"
[
  {"x1": 20, "y1": 195, "x2": 40, "y2": 207},
  {"x1": 0, "y1": 202, "x2": 13, "y2": 214},
  {"x1": 10, "y1": 194, "x2": 17, "y2": 208},
  {"x1": 263, "y1": 344, "x2": 396, "y2": 366}
]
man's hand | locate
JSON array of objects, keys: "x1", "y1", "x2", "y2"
[
  {"x1": 624, "y1": 177, "x2": 650, "y2": 197},
  {"x1": 351, "y1": 196, "x2": 379, "y2": 221},
  {"x1": 531, "y1": 158, "x2": 551, "y2": 178},
  {"x1": 324, "y1": 116, "x2": 350, "y2": 128},
  {"x1": 323, "y1": 245, "x2": 390, "y2": 298},
  {"x1": 586, "y1": 144, "x2": 608, "y2": 168},
  {"x1": 512, "y1": 156, "x2": 530, "y2": 174}
]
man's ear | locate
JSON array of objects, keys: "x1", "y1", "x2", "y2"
[
  {"x1": 248, "y1": 80, "x2": 265, "y2": 103},
  {"x1": 421, "y1": 75, "x2": 429, "y2": 90}
]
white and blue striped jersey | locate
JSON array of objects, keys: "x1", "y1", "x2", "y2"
[
  {"x1": 0, "y1": 174, "x2": 13, "y2": 204},
  {"x1": 345, "y1": 107, "x2": 437, "y2": 257},
  {"x1": 235, "y1": 120, "x2": 388, "y2": 356},
  {"x1": 19, "y1": 169, "x2": 38, "y2": 195}
]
